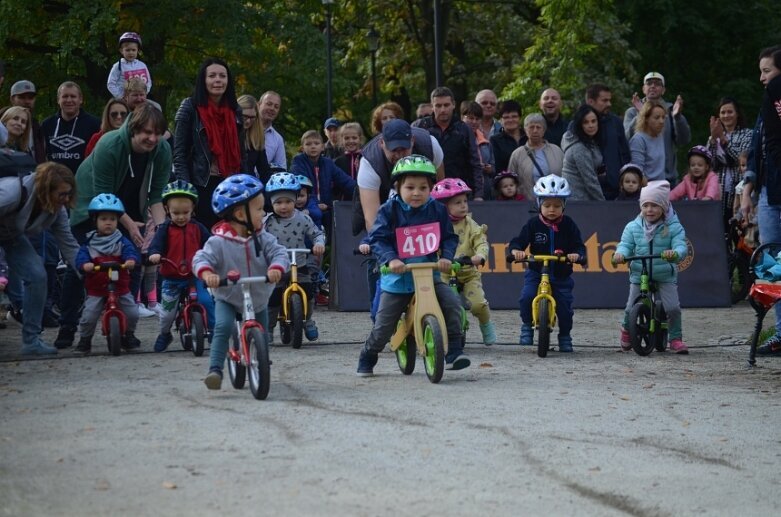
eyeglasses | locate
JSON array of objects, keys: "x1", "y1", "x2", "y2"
[
  {"x1": 243, "y1": 114, "x2": 257, "y2": 121},
  {"x1": 110, "y1": 111, "x2": 128, "y2": 119},
  {"x1": 57, "y1": 190, "x2": 73, "y2": 200}
]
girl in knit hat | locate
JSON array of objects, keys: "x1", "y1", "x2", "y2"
[{"x1": 613, "y1": 180, "x2": 690, "y2": 353}]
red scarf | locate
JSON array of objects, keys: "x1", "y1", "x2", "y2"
[
  {"x1": 197, "y1": 100, "x2": 241, "y2": 176},
  {"x1": 539, "y1": 213, "x2": 563, "y2": 232}
]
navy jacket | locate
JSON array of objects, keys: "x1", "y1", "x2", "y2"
[{"x1": 508, "y1": 214, "x2": 586, "y2": 279}]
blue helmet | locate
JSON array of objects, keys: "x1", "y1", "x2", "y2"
[
  {"x1": 295, "y1": 174, "x2": 313, "y2": 191},
  {"x1": 211, "y1": 174, "x2": 264, "y2": 217},
  {"x1": 265, "y1": 172, "x2": 301, "y2": 194},
  {"x1": 88, "y1": 193, "x2": 125, "y2": 216}
]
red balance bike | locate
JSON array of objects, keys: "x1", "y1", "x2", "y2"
[
  {"x1": 157, "y1": 257, "x2": 209, "y2": 356},
  {"x1": 92, "y1": 261, "x2": 134, "y2": 356}
]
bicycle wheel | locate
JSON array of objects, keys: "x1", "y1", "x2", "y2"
[
  {"x1": 628, "y1": 302, "x2": 654, "y2": 356},
  {"x1": 247, "y1": 327, "x2": 271, "y2": 400},
  {"x1": 289, "y1": 293, "x2": 304, "y2": 349},
  {"x1": 653, "y1": 302, "x2": 668, "y2": 352},
  {"x1": 108, "y1": 316, "x2": 122, "y2": 356},
  {"x1": 191, "y1": 311, "x2": 205, "y2": 357},
  {"x1": 227, "y1": 325, "x2": 246, "y2": 389},
  {"x1": 177, "y1": 308, "x2": 192, "y2": 351},
  {"x1": 537, "y1": 298, "x2": 551, "y2": 358},
  {"x1": 727, "y1": 253, "x2": 750, "y2": 304},
  {"x1": 422, "y1": 315, "x2": 445, "y2": 384},
  {"x1": 460, "y1": 307, "x2": 468, "y2": 350},
  {"x1": 396, "y1": 334, "x2": 416, "y2": 375}
]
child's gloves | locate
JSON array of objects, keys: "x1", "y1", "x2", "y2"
[{"x1": 661, "y1": 250, "x2": 679, "y2": 262}]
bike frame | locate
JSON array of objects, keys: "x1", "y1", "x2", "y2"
[
  {"x1": 158, "y1": 257, "x2": 209, "y2": 336},
  {"x1": 280, "y1": 248, "x2": 310, "y2": 325},
  {"x1": 626, "y1": 255, "x2": 667, "y2": 336},
  {"x1": 97, "y1": 263, "x2": 128, "y2": 337},
  {"x1": 226, "y1": 276, "x2": 268, "y2": 367},
  {"x1": 523, "y1": 255, "x2": 568, "y2": 329}
]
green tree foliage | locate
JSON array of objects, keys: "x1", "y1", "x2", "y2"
[{"x1": 501, "y1": 0, "x2": 638, "y2": 117}]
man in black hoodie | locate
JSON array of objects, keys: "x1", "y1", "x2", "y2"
[{"x1": 40, "y1": 81, "x2": 100, "y2": 174}]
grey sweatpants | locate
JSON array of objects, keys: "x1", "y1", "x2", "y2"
[
  {"x1": 622, "y1": 282, "x2": 682, "y2": 340},
  {"x1": 78, "y1": 293, "x2": 139, "y2": 338}
]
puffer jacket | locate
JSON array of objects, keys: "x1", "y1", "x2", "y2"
[
  {"x1": 440, "y1": 214, "x2": 488, "y2": 284},
  {"x1": 173, "y1": 97, "x2": 246, "y2": 188},
  {"x1": 615, "y1": 211, "x2": 688, "y2": 284},
  {"x1": 192, "y1": 222, "x2": 289, "y2": 311},
  {"x1": 368, "y1": 196, "x2": 458, "y2": 294}
]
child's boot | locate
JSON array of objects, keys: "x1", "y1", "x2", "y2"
[
  {"x1": 204, "y1": 366, "x2": 223, "y2": 389},
  {"x1": 620, "y1": 327, "x2": 632, "y2": 351},
  {"x1": 670, "y1": 338, "x2": 688, "y2": 354},
  {"x1": 154, "y1": 332, "x2": 173, "y2": 352},
  {"x1": 519, "y1": 324, "x2": 533, "y2": 346},
  {"x1": 73, "y1": 335, "x2": 92, "y2": 355},
  {"x1": 558, "y1": 334, "x2": 573, "y2": 353},
  {"x1": 480, "y1": 321, "x2": 496, "y2": 346},
  {"x1": 304, "y1": 320, "x2": 319, "y2": 341}
]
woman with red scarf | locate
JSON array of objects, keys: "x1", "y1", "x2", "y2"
[{"x1": 173, "y1": 57, "x2": 246, "y2": 228}]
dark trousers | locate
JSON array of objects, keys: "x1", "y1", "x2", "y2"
[{"x1": 519, "y1": 270, "x2": 575, "y2": 337}]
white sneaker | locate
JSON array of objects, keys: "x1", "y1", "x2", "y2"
[
  {"x1": 137, "y1": 303, "x2": 156, "y2": 318},
  {"x1": 149, "y1": 304, "x2": 165, "y2": 317}
]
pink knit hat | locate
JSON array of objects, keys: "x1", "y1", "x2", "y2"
[{"x1": 639, "y1": 180, "x2": 670, "y2": 213}]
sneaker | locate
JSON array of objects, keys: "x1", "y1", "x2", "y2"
[
  {"x1": 54, "y1": 326, "x2": 76, "y2": 349},
  {"x1": 315, "y1": 293, "x2": 330, "y2": 307},
  {"x1": 154, "y1": 332, "x2": 173, "y2": 352},
  {"x1": 123, "y1": 331, "x2": 141, "y2": 351},
  {"x1": 519, "y1": 324, "x2": 533, "y2": 346},
  {"x1": 620, "y1": 328, "x2": 632, "y2": 351},
  {"x1": 21, "y1": 339, "x2": 58, "y2": 356},
  {"x1": 304, "y1": 320, "x2": 319, "y2": 341},
  {"x1": 137, "y1": 303, "x2": 156, "y2": 318},
  {"x1": 356, "y1": 349, "x2": 378, "y2": 377},
  {"x1": 149, "y1": 303, "x2": 165, "y2": 317},
  {"x1": 73, "y1": 336, "x2": 92, "y2": 355},
  {"x1": 480, "y1": 321, "x2": 497, "y2": 346},
  {"x1": 558, "y1": 335, "x2": 573, "y2": 353},
  {"x1": 446, "y1": 353, "x2": 471, "y2": 371},
  {"x1": 204, "y1": 367, "x2": 223, "y2": 390},
  {"x1": 670, "y1": 338, "x2": 689, "y2": 354},
  {"x1": 757, "y1": 334, "x2": 781, "y2": 356}
]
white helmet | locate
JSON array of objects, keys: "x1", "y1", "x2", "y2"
[{"x1": 533, "y1": 175, "x2": 571, "y2": 207}]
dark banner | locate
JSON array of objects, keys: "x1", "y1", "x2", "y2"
[{"x1": 331, "y1": 200, "x2": 730, "y2": 310}]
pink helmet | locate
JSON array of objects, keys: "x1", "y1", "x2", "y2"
[{"x1": 431, "y1": 178, "x2": 472, "y2": 201}]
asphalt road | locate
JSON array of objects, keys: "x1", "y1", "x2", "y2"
[{"x1": 1, "y1": 306, "x2": 780, "y2": 516}]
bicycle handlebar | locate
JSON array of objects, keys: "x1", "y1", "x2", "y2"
[
  {"x1": 617, "y1": 253, "x2": 675, "y2": 264},
  {"x1": 92, "y1": 261, "x2": 134, "y2": 272},
  {"x1": 149, "y1": 256, "x2": 192, "y2": 275},
  {"x1": 506, "y1": 253, "x2": 585, "y2": 265},
  {"x1": 217, "y1": 270, "x2": 269, "y2": 287}
]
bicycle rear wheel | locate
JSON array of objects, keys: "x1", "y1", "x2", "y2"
[
  {"x1": 628, "y1": 302, "x2": 654, "y2": 356},
  {"x1": 247, "y1": 327, "x2": 270, "y2": 400},
  {"x1": 537, "y1": 298, "x2": 551, "y2": 358}
]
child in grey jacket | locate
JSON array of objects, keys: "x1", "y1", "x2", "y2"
[{"x1": 192, "y1": 174, "x2": 289, "y2": 389}]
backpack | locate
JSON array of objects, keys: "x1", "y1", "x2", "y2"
[{"x1": 0, "y1": 149, "x2": 36, "y2": 213}]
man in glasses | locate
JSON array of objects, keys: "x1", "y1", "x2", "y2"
[
  {"x1": 475, "y1": 89, "x2": 502, "y2": 138},
  {"x1": 9, "y1": 80, "x2": 46, "y2": 164}
]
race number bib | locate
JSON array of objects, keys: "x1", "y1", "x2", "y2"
[{"x1": 396, "y1": 223, "x2": 441, "y2": 259}]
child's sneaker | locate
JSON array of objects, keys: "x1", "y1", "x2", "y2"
[
  {"x1": 670, "y1": 338, "x2": 688, "y2": 354},
  {"x1": 620, "y1": 328, "x2": 632, "y2": 351},
  {"x1": 519, "y1": 324, "x2": 533, "y2": 346},
  {"x1": 123, "y1": 331, "x2": 141, "y2": 351},
  {"x1": 757, "y1": 334, "x2": 781, "y2": 356},
  {"x1": 204, "y1": 367, "x2": 223, "y2": 389},
  {"x1": 137, "y1": 303, "x2": 156, "y2": 318},
  {"x1": 304, "y1": 320, "x2": 319, "y2": 341},
  {"x1": 445, "y1": 352, "x2": 471, "y2": 370},
  {"x1": 480, "y1": 321, "x2": 496, "y2": 346},
  {"x1": 315, "y1": 293, "x2": 330, "y2": 306},
  {"x1": 154, "y1": 332, "x2": 173, "y2": 352},
  {"x1": 356, "y1": 349, "x2": 378, "y2": 377},
  {"x1": 558, "y1": 335, "x2": 573, "y2": 353},
  {"x1": 73, "y1": 336, "x2": 92, "y2": 355}
]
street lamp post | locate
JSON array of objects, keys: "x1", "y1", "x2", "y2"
[
  {"x1": 322, "y1": 0, "x2": 334, "y2": 117},
  {"x1": 366, "y1": 27, "x2": 379, "y2": 107}
]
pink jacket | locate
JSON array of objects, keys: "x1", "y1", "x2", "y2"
[{"x1": 669, "y1": 171, "x2": 721, "y2": 201}]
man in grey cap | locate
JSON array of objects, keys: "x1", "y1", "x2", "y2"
[
  {"x1": 9, "y1": 80, "x2": 46, "y2": 163},
  {"x1": 323, "y1": 117, "x2": 342, "y2": 159}
]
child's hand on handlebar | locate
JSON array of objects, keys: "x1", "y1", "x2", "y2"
[
  {"x1": 511, "y1": 250, "x2": 526, "y2": 261},
  {"x1": 267, "y1": 269, "x2": 282, "y2": 283},
  {"x1": 471, "y1": 254, "x2": 485, "y2": 266},
  {"x1": 148, "y1": 253, "x2": 161, "y2": 264},
  {"x1": 312, "y1": 244, "x2": 325, "y2": 257},
  {"x1": 661, "y1": 250, "x2": 678, "y2": 261},
  {"x1": 388, "y1": 259, "x2": 405, "y2": 274},
  {"x1": 82, "y1": 262, "x2": 95, "y2": 272},
  {"x1": 567, "y1": 253, "x2": 580, "y2": 263},
  {"x1": 358, "y1": 243, "x2": 371, "y2": 255},
  {"x1": 202, "y1": 272, "x2": 220, "y2": 288},
  {"x1": 612, "y1": 253, "x2": 625, "y2": 264},
  {"x1": 438, "y1": 258, "x2": 452, "y2": 274},
  {"x1": 124, "y1": 260, "x2": 136, "y2": 269}
]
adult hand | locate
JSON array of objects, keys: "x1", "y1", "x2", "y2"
[
  {"x1": 148, "y1": 254, "x2": 161, "y2": 264},
  {"x1": 438, "y1": 258, "x2": 452, "y2": 274},
  {"x1": 672, "y1": 95, "x2": 684, "y2": 117},
  {"x1": 740, "y1": 185, "x2": 754, "y2": 219},
  {"x1": 709, "y1": 116, "x2": 724, "y2": 140},
  {"x1": 358, "y1": 243, "x2": 371, "y2": 255},
  {"x1": 123, "y1": 219, "x2": 145, "y2": 248},
  {"x1": 631, "y1": 92, "x2": 643, "y2": 112}
]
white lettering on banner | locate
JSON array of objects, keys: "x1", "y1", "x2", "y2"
[{"x1": 395, "y1": 223, "x2": 441, "y2": 259}]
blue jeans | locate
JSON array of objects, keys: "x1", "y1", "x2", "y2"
[
  {"x1": 519, "y1": 270, "x2": 574, "y2": 337},
  {"x1": 0, "y1": 235, "x2": 47, "y2": 346},
  {"x1": 209, "y1": 299, "x2": 269, "y2": 371},
  {"x1": 758, "y1": 189, "x2": 781, "y2": 334}
]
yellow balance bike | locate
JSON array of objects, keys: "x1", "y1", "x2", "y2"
[{"x1": 277, "y1": 248, "x2": 310, "y2": 349}]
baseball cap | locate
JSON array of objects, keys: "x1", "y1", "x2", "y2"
[
  {"x1": 324, "y1": 117, "x2": 340, "y2": 129},
  {"x1": 643, "y1": 72, "x2": 665, "y2": 86},
  {"x1": 10, "y1": 80, "x2": 36, "y2": 96},
  {"x1": 381, "y1": 119, "x2": 412, "y2": 150}
]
